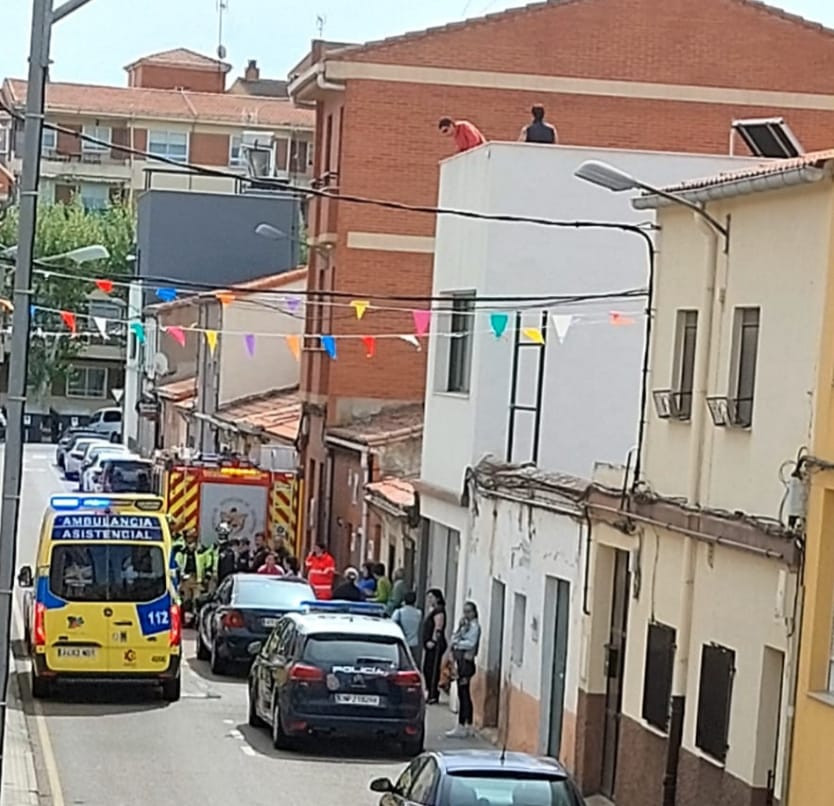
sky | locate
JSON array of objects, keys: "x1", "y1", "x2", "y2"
[{"x1": 1, "y1": 0, "x2": 831, "y2": 89}]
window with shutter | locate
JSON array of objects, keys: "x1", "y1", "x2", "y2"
[
  {"x1": 642, "y1": 622, "x2": 676, "y2": 731},
  {"x1": 695, "y1": 643, "x2": 736, "y2": 762}
]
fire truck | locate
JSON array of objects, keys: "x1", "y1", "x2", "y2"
[{"x1": 152, "y1": 453, "x2": 303, "y2": 556}]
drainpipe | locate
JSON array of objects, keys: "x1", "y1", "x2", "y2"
[
  {"x1": 359, "y1": 448, "x2": 371, "y2": 562},
  {"x1": 663, "y1": 224, "x2": 722, "y2": 806}
]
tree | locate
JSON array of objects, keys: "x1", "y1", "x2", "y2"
[{"x1": 0, "y1": 202, "x2": 135, "y2": 396}]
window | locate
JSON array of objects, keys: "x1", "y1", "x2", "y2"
[
  {"x1": 81, "y1": 125, "x2": 111, "y2": 153},
  {"x1": 729, "y1": 307, "x2": 760, "y2": 428},
  {"x1": 229, "y1": 134, "x2": 243, "y2": 167},
  {"x1": 289, "y1": 139, "x2": 309, "y2": 173},
  {"x1": 695, "y1": 643, "x2": 736, "y2": 763},
  {"x1": 511, "y1": 592, "x2": 527, "y2": 665},
  {"x1": 408, "y1": 758, "x2": 439, "y2": 804},
  {"x1": 671, "y1": 310, "x2": 697, "y2": 420},
  {"x1": 442, "y1": 774, "x2": 581, "y2": 806},
  {"x1": 66, "y1": 366, "x2": 107, "y2": 399},
  {"x1": 148, "y1": 130, "x2": 188, "y2": 163},
  {"x1": 41, "y1": 127, "x2": 56, "y2": 154},
  {"x1": 302, "y1": 635, "x2": 408, "y2": 668},
  {"x1": 395, "y1": 759, "x2": 426, "y2": 801},
  {"x1": 79, "y1": 182, "x2": 109, "y2": 211},
  {"x1": 438, "y1": 293, "x2": 474, "y2": 393},
  {"x1": 642, "y1": 622, "x2": 676, "y2": 731}
]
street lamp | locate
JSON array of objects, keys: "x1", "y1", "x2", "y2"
[
  {"x1": 0, "y1": 244, "x2": 109, "y2": 264},
  {"x1": 0, "y1": 0, "x2": 95, "y2": 790},
  {"x1": 574, "y1": 159, "x2": 728, "y2": 244}
]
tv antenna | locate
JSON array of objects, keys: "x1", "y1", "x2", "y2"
[
  {"x1": 217, "y1": 0, "x2": 229, "y2": 60},
  {"x1": 316, "y1": 14, "x2": 326, "y2": 37}
]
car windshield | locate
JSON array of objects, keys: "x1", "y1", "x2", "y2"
[
  {"x1": 103, "y1": 461, "x2": 152, "y2": 492},
  {"x1": 234, "y1": 578, "x2": 314, "y2": 608},
  {"x1": 48, "y1": 544, "x2": 167, "y2": 603},
  {"x1": 302, "y1": 633, "x2": 407, "y2": 669},
  {"x1": 443, "y1": 773, "x2": 580, "y2": 806}
]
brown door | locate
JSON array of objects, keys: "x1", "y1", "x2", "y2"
[{"x1": 601, "y1": 549, "x2": 631, "y2": 798}]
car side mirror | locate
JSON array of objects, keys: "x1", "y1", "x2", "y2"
[
  {"x1": 370, "y1": 778, "x2": 395, "y2": 793},
  {"x1": 17, "y1": 566, "x2": 33, "y2": 588}
]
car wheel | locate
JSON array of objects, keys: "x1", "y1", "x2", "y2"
[
  {"x1": 30, "y1": 669, "x2": 51, "y2": 700},
  {"x1": 161, "y1": 676, "x2": 181, "y2": 702},
  {"x1": 210, "y1": 641, "x2": 227, "y2": 676},
  {"x1": 401, "y1": 726, "x2": 425, "y2": 757},
  {"x1": 271, "y1": 700, "x2": 292, "y2": 750},
  {"x1": 248, "y1": 684, "x2": 265, "y2": 728},
  {"x1": 196, "y1": 631, "x2": 210, "y2": 661}
]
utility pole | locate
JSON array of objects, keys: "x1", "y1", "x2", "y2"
[{"x1": 0, "y1": 0, "x2": 93, "y2": 791}]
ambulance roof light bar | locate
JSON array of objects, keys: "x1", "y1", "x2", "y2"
[{"x1": 49, "y1": 496, "x2": 164, "y2": 511}]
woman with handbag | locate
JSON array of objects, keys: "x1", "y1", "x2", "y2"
[{"x1": 446, "y1": 601, "x2": 482, "y2": 738}]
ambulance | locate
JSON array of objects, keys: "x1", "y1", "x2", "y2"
[{"x1": 18, "y1": 494, "x2": 182, "y2": 700}]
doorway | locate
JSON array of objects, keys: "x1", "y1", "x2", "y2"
[
  {"x1": 484, "y1": 578, "x2": 506, "y2": 728},
  {"x1": 444, "y1": 529, "x2": 460, "y2": 622},
  {"x1": 543, "y1": 576, "x2": 571, "y2": 758},
  {"x1": 601, "y1": 549, "x2": 631, "y2": 799}
]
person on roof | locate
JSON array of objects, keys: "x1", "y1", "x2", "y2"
[
  {"x1": 305, "y1": 541, "x2": 336, "y2": 600},
  {"x1": 518, "y1": 104, "x2": 558, "y2": 144},
  {"x1": 438, "y1": 117, "x2": 486, "y2": 153}
]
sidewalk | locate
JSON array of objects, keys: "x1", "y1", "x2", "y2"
[
  {"x1": 1, "y1": 652, "x2": 39, "y2": 806},
  {"x1": 424, "y1": 696, "x2": 491, "y2": 752}
]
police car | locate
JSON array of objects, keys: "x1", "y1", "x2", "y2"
[{"x1": 247, "y1": 601, "x2": 425, "y2": 755}]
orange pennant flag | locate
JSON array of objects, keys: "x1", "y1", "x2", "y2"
[
  {"x1": 215, "y1": 291, "x2": 235, "y2": 306},
  {"x1": 285, "y1": 334, "x2": 301, "y2": 361}
]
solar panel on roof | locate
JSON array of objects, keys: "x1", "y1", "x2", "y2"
[{"x1": 732, "y1": 118, "x2": 804, "y2": 159}]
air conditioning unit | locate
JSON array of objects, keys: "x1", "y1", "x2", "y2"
[{"x1": 241, "y1": 130, "x2": 275, "y2": 178}]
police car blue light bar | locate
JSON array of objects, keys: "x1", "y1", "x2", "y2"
[
  {"x1": 50, "y1": 495, "x2": 111, "y2": 510},
  {"x1": 300, "y1": 600, "x2": 387, "y2": 617}
]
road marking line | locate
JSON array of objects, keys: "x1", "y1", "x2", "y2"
[
  {"x1": 228, "y1": 728, "x2": 244, "y2": 740},
  {"x1": 241, "y1": 745, "x2": 256, "y2": 757},
  {"x1": 223, "y1": 719, "x2": 234, "y2": 725}
]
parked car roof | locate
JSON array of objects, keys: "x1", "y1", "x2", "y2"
[{"x1": 433, "y1": 750, "x2": 570, "y2": 777}]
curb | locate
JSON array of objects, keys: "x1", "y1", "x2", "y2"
[{"x1": 1, "y1": 650, "x2": 39, "y2": 806}]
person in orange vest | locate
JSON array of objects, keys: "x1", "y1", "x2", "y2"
[{"x1": 305, "y1": 542, "x2": 336, "y2": 600}]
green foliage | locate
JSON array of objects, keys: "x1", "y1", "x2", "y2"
[{"x1": 0, "y1": 202, "x2": 135, "y2": 397}]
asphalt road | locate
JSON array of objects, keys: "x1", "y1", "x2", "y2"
[{"x1": 9, "y1": 444, "x2": 477, "y2": 806}]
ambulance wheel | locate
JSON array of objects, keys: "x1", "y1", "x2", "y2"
[
  {"x1": 197, "y1": 633, "x2": 210, "y2": 661},
  {"x1": 30, "y1": 670, "x2": 51, "y2": 699},
  {"x1": 161, "y1": 675, "x2": 181, "y2": 702},
  {"x1": 210, "y1": 642, "x2": 227, "y2": 676}
]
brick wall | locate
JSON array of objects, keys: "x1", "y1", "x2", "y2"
[
  {"x1": 129, "y1": 64, "x2": 225, "y2": 93},
  {"x1": 190, "y1": 131, "x2": 231, "y2": 166}
]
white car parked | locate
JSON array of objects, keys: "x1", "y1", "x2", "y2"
[
  {"x1": 63, "y1": 437, "x2": 111, "y2": 480},
  {"x1": 80, "y1": 445, "x2": 134, "y2": 492}
]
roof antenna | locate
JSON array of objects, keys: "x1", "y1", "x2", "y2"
[
  {"x1": 316, "y1": 14, "x2": 326, "y2": 38},
  {"x1": 499, "y1": 739, "x2": 508, "y2": 763},
  {"x1": 216, "y1": 0, "x2": 228, "y2": 60}
]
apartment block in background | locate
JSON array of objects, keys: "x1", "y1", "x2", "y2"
[
  {"x1": 288, "y1": 0, "x2": 834, "y2": 559},
  {"x1": 0, "y1": 48, "x2": 314, "y2": 206}
]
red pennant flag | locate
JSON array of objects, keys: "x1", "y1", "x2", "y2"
[
  {"x1": 95, "y1": 279, "x2": 113, "y2": 294},
  {"x1": 609, "y1": 311, "x2": 636, "y2": 326},
  {"x1": 60, "y1": 310, "x2": 77, "y2": 334},
  {"x1": 361, "y1": 335, "x2": 376, "y2": 359}
]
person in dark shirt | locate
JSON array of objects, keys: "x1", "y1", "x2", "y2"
[
  {"x1": 250, "y1": 532, "x2": 269, "y2": 572},
  {"x1": 518, "y1": 104, "x2": 557, "y2": 144},
  {"x1": 236, "y1": 538, "x2": 251, "y2": 572},
  {"x1": 332, "y1": 567, "x2": 363, "y2": 601}
]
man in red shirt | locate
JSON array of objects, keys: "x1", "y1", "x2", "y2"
[{"x1": 438, "y1": 117, "x2": 486, "y2": 153}]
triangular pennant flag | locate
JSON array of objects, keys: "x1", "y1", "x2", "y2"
[
  {"x1": 400, "y1": 334, "x2": 421, "y2": 350},
  {"x1": 285, "y1": 295, "x2": 302, "y2": 314},
  {"x1": 489, "y1": 312, "x2": 509, "y2": 338},
  {"x1": 609, "y1": 311, "x2": 636, "y2": 326},
  {"x1": 285, "y1": 334, "x2": 300, "y2": 361},
  {"x1": 95, "y1": 279, "x2": 113, "y2": 294},
  {"x1": 351, "y1": 300, "x2": 370, "y2": 320},
  {"x1": 155, "y1": 287, "x2": 177, "y2": 303},
  {"x1": 205, "y1": 330, "x2": 218, "y2": 355},
  {"x1": 0, "y1": 298, "x2": 13, "y2": 313},
  {"x1": 244, "y1": 333, "x2": 256, "y2": 357},
  {"x1": 60, "y1": 310, "x2": 76, "y2": 334},
  {"x1": 215, "y1": 291, "x2": 235, "y2": 307},
  {"x1": 412, "y1": 309, "x2": 431, "y2": 337},
  {"x1": 92, "y1": 316, "x2": 109, "y2": 340},
  {"x1": 130, "y1": 321, "x2": 146, "y2": 344},
  {"x1": 166, "y1": 325, "x2": 186, "y2": 348},
  {"x1": 321, "y1": 335, "x2": 337, "y2": 360},
  {"x1": 361, "y1": 335, "x2": 376, "y2": 358},
  {"x1": 552, "y1": 314, "x2": 573, "y2": 344},
  {"x1": 522, "y1": 327, "x2": 545, "y2": 345}
]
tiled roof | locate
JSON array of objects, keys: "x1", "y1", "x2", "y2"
[
  {"x1": 654, "y1": 149, "x2": 834, "y2": 194},
  {"x1": 158, "y1": 376, "x2": 197, "y2": 402},
  {"x1": 366, "y1": 477, "x2": 416, "y2": 510},
  {"x1": 325, "y1": 0, "x2": 834, "y2": 61},
  {"x1": 327, "y1": 403, "x2": 424, "y2": 447},
  {"x1": 125, "y1": 48, "x2": 231, "y2": 72},
  {"x1": 228, "y1": 78, "x2": 289, "y2": 98},
  {"x1": 1, "y1": 78, "x2": 314, "y2": 129},
  {"x1": 216, "y1": 387, "x2": 300, "y2": 442}
]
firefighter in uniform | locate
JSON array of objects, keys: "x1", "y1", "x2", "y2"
[{"x1": 174, "y1": 530, "x2": 210, "y2": 623}]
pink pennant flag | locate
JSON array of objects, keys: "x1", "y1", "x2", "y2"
[
  {"x1": 166, "y1": 325, "x2": 186, "y2": 347},
  {"x1": 609, "y1": 311, "x2": 636, "y2": 326},
  {"x1": 411, "y1": 309, "x2": 431, "y2": 337}
]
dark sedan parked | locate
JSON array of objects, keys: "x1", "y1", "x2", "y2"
[
  {"x1": 370, "y1": 750, "x2": 586, "y2": 806},
  {"x1": 197, "y1": 574, "x2": 314, "y2": 675}
]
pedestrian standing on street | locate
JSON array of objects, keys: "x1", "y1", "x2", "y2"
[
  {"x1": 438, "y1": 117, "x2": 486, "y2": 153},
  {"x1": 446, "y1": 601, "x2": 482, "y2": 738},
  {"x1": 257, "y1": 552, "x2": 284, "y2": 576},
  {"x1": 518, "y1": 104, "x2": 558, "y2": 144},
  {"x1": 358, "y1": 562, "x2": 377, "y2": 599},
  {"x1": 250, "y1": 532, "x2": 269, "y2": 572},
  {"x1": 393, "y1": 590, "x2": 423, "y2": 664},
  {"x1": 422, "y1": 588, "x2": 448, "y2": 704},
  {"x1": 236, "y1": 538, "x2": 251, "y2": 572},
  {"x1": 306, "y1": 541, "x2": 336, "y2": 599},
  {"x1": 283, "y1": 555, "x2": 302, "y2": 579},
  {"x1": 386, "y1": 567, "x2": 406, "y2": 615},
  {"x1": 372, "y1": 563, "x2": 392, "y2": 605},
  {"x1": 332, "y1": 567, "x2": 363, "y2": 601}
]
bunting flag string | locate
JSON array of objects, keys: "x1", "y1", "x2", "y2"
[
  {"x1": 95, "y1": 279, "x2": 113, "y2": 294},
  {"x1": 552, "y1": 314, "x2": 573, "y2": 344},
  {"x1": 205, "y1": 330, "x2": 218, "y2": 355},
  {"x1": 522, "y1": 327, "x2": 545, "y2": 344},
  {"x1": 129, "y1": 321, "x2": 146, "y2": 344},
  {"x1": 244, "y1": 333, "x2": 256, "y2": 357},
  {"x1": 609, "y1": 311, "x2": 636, "y2": 326},
  {"x1": 155, "y1": 287, "x2": 177, "y2": 303},
  {"x1": 285, "y1": 334, "x2": 301, "y2": 361},
  {"x1": 412, "y1": 309, "x2": 431, "y2": 337},
  {"x1": 400, "y1": 334, "x2": 421, "y2": 350},
  {"x1": 215, "y1": 291, "x2": 235, "y2": 307},
  {"x1": 284, "y1": 295, "x2": 302, "y2": 314},
  {"x1": 350, "y1": 300, "x2": 370, "y2": 320},
  {"x1": 92, "y1": 316, "x2": 108, "y2": 340}
]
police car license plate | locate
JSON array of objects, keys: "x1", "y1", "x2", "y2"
[
  {"x1": 57, "y1": 647, "x2": 96, "y2": 659},
  {"x1": 261, "y1": 618, "x2": 279, "y2": 628},
  {"x1": 334, "y1": 693, "x2": 380, "y2": 706}
]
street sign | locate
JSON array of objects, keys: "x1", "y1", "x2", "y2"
[{"x1": 111, "y1": 388, "x2": 124, "y2": 404}]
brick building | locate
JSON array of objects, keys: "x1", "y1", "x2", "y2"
[{"x1": 287, "y1": 0, "x2": 834, "y2": 571}]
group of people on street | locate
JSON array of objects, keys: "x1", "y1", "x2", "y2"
[{"x1": 439, "y1": 104, "x2": 558, "y2": 153}]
